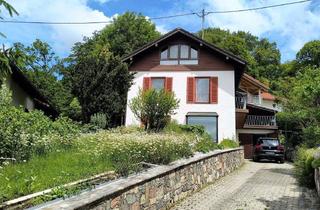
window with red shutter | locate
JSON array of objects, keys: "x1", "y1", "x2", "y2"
[
  {"x1": 187, "y1": 77, "x2": 195, "y2": 103},
  {"x1": 143, "y1": 77, "x2": 151, "y2": 91},
  {"x1": 165, "y1": 77, "x2": 173, "y2": 92},
  {"x1": 210, "y1": 77, "x2": 218, "y2": 104}
]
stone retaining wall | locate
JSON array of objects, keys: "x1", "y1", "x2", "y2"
[{"x1": 36, "y1": 148, "x2": 244, "y2": 210}]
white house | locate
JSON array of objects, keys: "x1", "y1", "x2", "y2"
[{"x1": 123, "y1": 28, "x2": 246, "y2": 143}]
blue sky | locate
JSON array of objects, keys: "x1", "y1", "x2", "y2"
[{"x1": 1, "y1": 0, "x2": 320, "y2": 62}]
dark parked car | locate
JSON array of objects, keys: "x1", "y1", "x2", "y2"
[{"x1": 253, "y1": 137, "x2": 285, "y2": 163}]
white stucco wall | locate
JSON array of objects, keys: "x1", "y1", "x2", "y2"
[{"x1": 125, "y1": 70, "x2": 236, "y2": 142}]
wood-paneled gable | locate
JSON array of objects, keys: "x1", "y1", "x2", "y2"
[{"x1": 128, "y1": 33, "x2": 234, "y2": 72}]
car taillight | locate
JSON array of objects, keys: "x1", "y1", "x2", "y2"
[
  {"x1": 255, "y1": 144, "x2": 262, "y2": 152},
  {"x1": 277, "y1": 145, "x2": 284, "y2": 151}
]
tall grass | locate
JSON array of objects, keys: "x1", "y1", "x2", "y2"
[
  {"x1": 0, "y1": 145, "x2": 113, "y2": 202},
  {"x1": 0, "y1": 127, "x2": 218, "y2": 203}
]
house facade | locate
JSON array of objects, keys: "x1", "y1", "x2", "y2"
[
  {"x1": 236, "y1": 73, "x2": 279, "y2": 158},
  {"x1": 124, "y1": 28, "x2": 246, "y2": 142}
]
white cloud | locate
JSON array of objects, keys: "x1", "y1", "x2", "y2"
[
  {"x1": 2, "y1": 0, "x2": 320, "y2": 61},
  {"x1": 156, "y1": 25, "x2": 169, "y2": 34},
  {"x1": 3, "y1": 0, "x2": 112, "y2": 54},
  {"x1": 93, "y1": 0, "x2": 109, "y2": 3},
  {"x1": 180, "y1": 0, "x2": 320, "y2": 60}
]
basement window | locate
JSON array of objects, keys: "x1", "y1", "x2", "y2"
[{"x1": 186, "y1": 112, "x2": 218, "y2": 142}]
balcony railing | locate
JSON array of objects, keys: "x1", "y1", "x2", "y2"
[
  {"x1": 247, "y1": 95, "x2": 260, "y2": 105},
  {"x1": 235, "y1": 96, "x2": 247, "y2": 109},
  {"x1": 244, "y1": 115, "x2": 277, "y2": 127}
]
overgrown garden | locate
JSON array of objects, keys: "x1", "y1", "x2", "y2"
[{"x1": 1, "y1": 0, "x2": 320, "y2": 204}]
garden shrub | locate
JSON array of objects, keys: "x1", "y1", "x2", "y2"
[
  {"x1": 294, "y1": 147, "x2": 316, "y2": 188},
  {"x1": 130, "y1": 88, "x2": 179, "y2": 132},
  {"x1": 0, "y1": 106, "x2": 80, "y2": 161},
  {"x1": 165, "y1": 121, "x2": 219, "y2": 153},
  {"x1": 164, "y1": 120, "x2": 205, "y2": 135},
  {"x1": 195, "y1": 135, "x2": 220, "y2": 153},
  {"x1": 109, "y1": 141, "x2": 144, "y2": 176},
  {"x1": 90, "y1": 113, "x2": 107, "y2": 129},
  {"x1": 110, "y1": 138, "x2": 193, "y2": 176},
  {"x1": 0, "y1": 84, "x2": 80, "y2": 162},
  {"x1": 108, "y1": 132, "x2": 194, "y2": 176},
  {"x1": 219, "y1": 139, "x2": 239, "y2": 149}
]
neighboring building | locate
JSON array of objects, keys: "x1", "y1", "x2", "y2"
[
  {"x1": 123, "y1": 28, "x2": 246, "y2": 142},
  {"x1": 236, "y1": 73, "x2": 278, "y2": 159},
  {"x1": 4, "y1": 64, "x2": 58, "y2": 117},
  {"x1": 123, "y1": 28, "x2": 279, "y2": 155}
]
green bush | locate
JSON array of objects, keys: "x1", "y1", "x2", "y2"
[
  {"x1": 65, "y1": 97, "x2": 82, "y2": 121},
  {"x1": 108, "y1": 133, "x2": 193, "y2": 176},
  {"x1": 0, "y1": 106, "x2": 80, "y2": 162},
  {"x1": 90, "y1": 113, "x2": 107, "y2": 129},
  {"x1": 164, "y1": 120, "x2": 205, "y2": 135},
  {"x1": 110, "y1": 139, "x2": 193, "y2": 176},
  {"x1": 294, "y1": 147, "x2": 316, "y2": 188},
  {"x1": 219, "y1": 139, "x2": 239, "y2": 149},
  {"x1": 0, "y1": 84, "x2": 80, "y2": 162},
  {"x1": 165, "y1": 121, "x2": 219, "y2": 153},
  {"x1": 194, "y1": 136, "x2": 220, "y2": 153},
  {"x1": 130, "y1": 89, "x2": 179, "y2": 132}
]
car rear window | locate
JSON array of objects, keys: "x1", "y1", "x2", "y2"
[{"x1": 260, "y1": 139, "x2": 279, "y2": 146}]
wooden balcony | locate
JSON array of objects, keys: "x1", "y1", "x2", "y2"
[
  {"x1": 244, "y1": 115, "x2": 278, "y2": 129},
  {"x1": 235, "y1": 96, "x2": 247, "y2": 109}
]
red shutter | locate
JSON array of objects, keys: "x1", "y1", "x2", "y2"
[
  {"x1": 165, "y1": 77, "x2": 173, "y2": 92},
  {"x1": 210, "y1": 77, "x2": 218, "y2": 104},
  {"x1": 143, "y1": 77, "x2": 151, "y2": 91},
  {"x1": 187, "y1": 77, "x2": 195, "y2": 103}
]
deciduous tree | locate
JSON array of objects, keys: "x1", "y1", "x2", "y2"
[
  {"x1": 199, "y1": 28, "x2": 281, "y2": 83},
  {"x1": 70, "y1": 47, "x2": 133, "y2": 126}
]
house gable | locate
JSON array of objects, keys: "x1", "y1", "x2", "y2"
[
  {"x1": 123, "y1": 28, "x2": 246, "y2": 87},
  {"x1": 128, "y1": 33, "x2": 234, "y2": 71}
]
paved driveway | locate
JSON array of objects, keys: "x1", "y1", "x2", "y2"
[{"x1": 172, "y1": 160, "x2": 320, "y2": 210}]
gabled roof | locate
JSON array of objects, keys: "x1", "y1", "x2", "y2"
[
  {"x1": 10, "y1": 63, "x2": 59, "y2": 117},
  {"x1": 241, "y1": 73, "x2": 269, "y2": 92},
  {"x1": 122, "y1": 27, "x2": 246, "y2": 67}
]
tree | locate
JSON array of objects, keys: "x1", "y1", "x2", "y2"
[
  {"x1": 274, "y1": 40, "x2": 320, "y2": 148},
  {"x1": 130, "y1": 89, "x2": 179, "y2": 131},
  {"x1": 296, "y1": 40, "x2": 320, "y2": 68},
  {"x1": 10, "y1": 40, "x2": 74, "y2": 117},
  {"x1": 0, "y1": 0, "x2": 18, "y2": 78},
  {"x1": 12, "y1": 40, "x2": 59, "y2": 73},
  {"x1": 85, "y1": 12, "x2": 160, "y2": 57},
  {"x1": 70, "y1": 47, "x2": 133, "y2": 126},
  {"x1": 199, "y1": 28, "x2": 281, "y2": 83},
  {"x1": 277, "y1": 67, "x2": 320, "y2": 147}
]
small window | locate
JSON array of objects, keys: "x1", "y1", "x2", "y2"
[
  {"x1": 151, "y1": 78, "x2": 165, "y2": 91},
  {"x1": 169, "y1": 45, "x2": 178, "y2": 59},
  {"x1": 160, "y1": 60, "x2": 179, "y2": 65},
  {"x1": 187, "y1": 116, "x2": 218, "y2": 142},
  {"x1": 160, "y1": 48, "x2": 168, "y2": 60},
  {"x1": 196, "y1": 78, "x2": 210, "y2": 103},
  {"x1": 180, "y1": 45, "x2": 189, "y2": 59},
  {"x1": 180, "y1": 60, "x2": 198, "y2": 65},
  {"x1": 191, "y1": 47, "x2": 198, "y2": 59}
]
